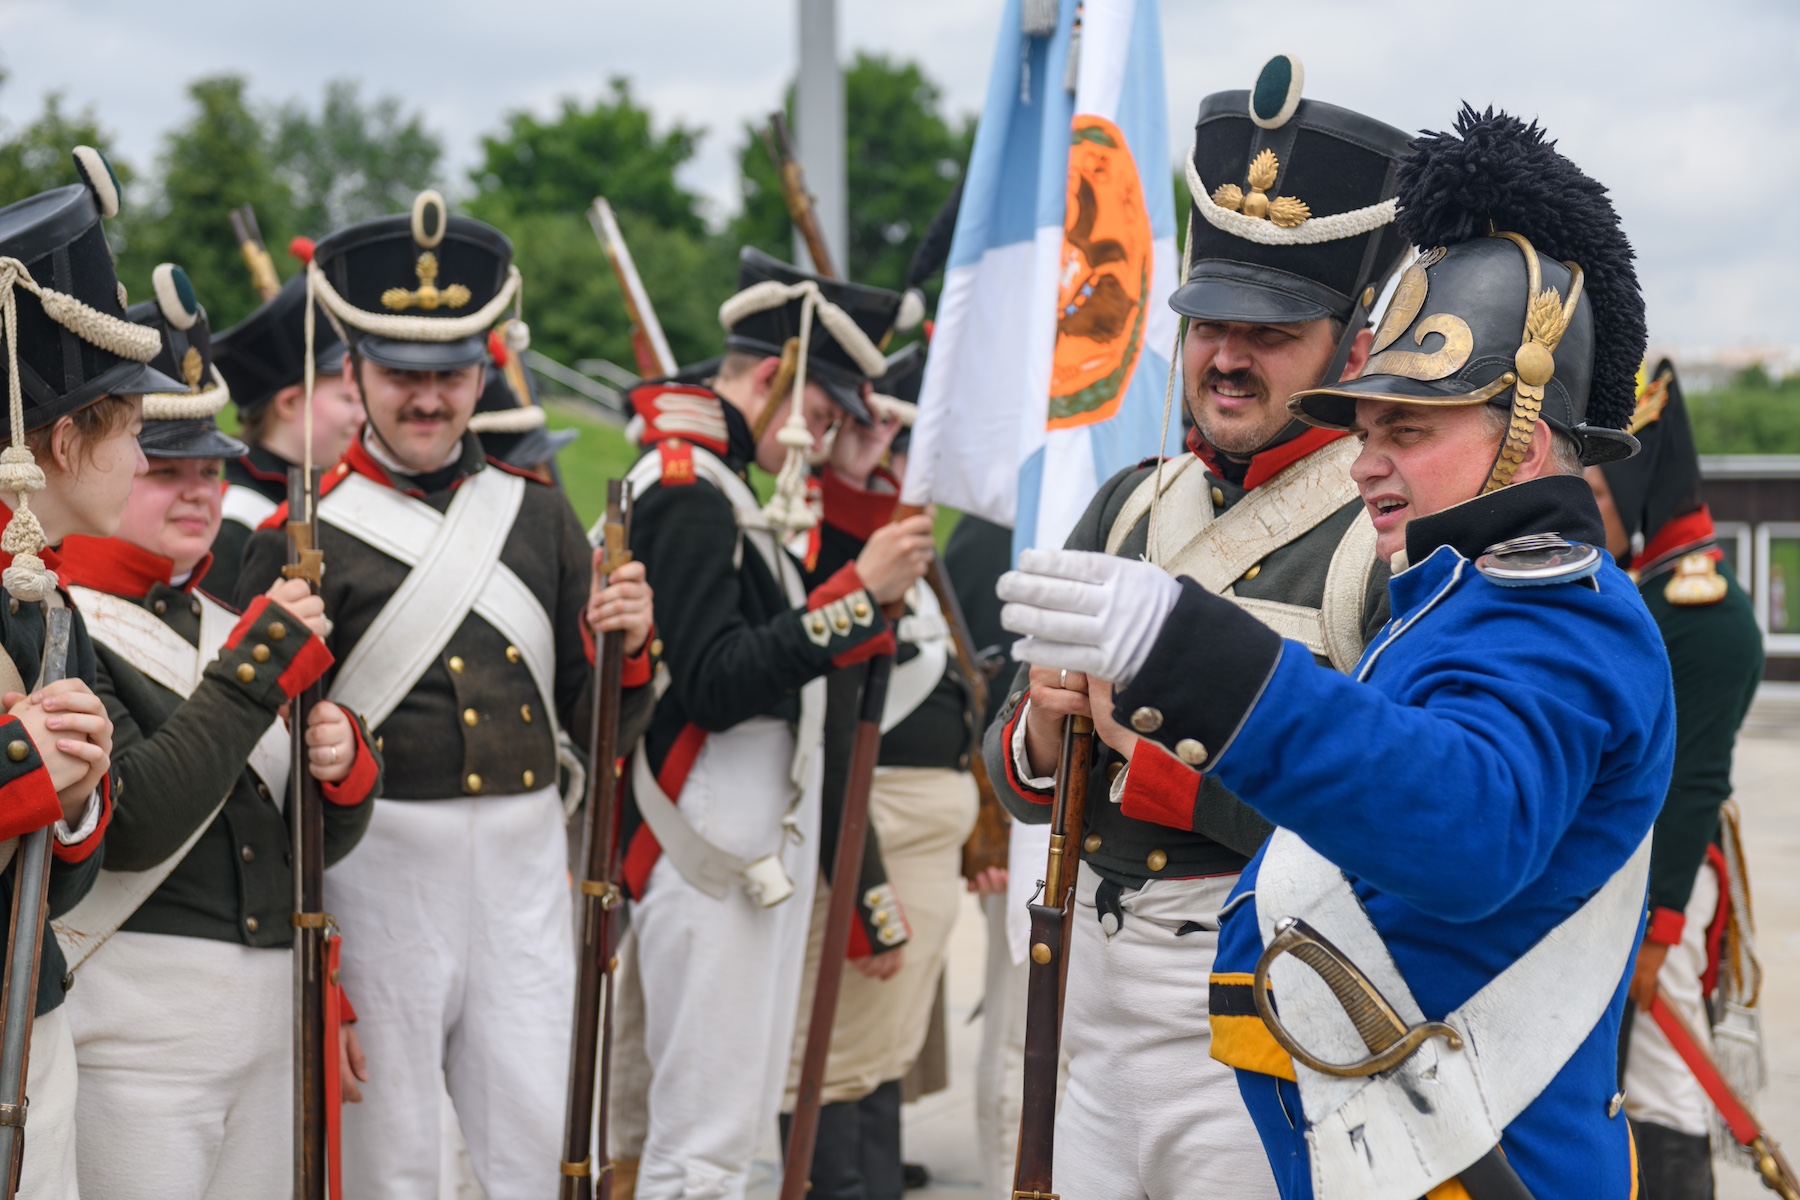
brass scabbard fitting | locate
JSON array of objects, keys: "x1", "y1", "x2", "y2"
[{"x1": 1253, "y1": 916, "x2": 1462, "y2": 1078}]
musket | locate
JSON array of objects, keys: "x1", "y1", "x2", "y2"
[
  {"x1": 560, "y1": 480, "x2": 635, "y2": 1200},
  {"x1": 780, "y1": 647, "x2": 895, "y2": 1200},
  {"x1": 1011, "y1": 714, "x2": 1092, "y2": 1200},
  {"x1": 762, "y1": 112, "x2": 839, "y2": 281},
  {"x1": 0, "y1": 601, "x2": 73, "y2": 1196},
  {"x1": 284, "y1": 465, "x2": 333, "y2": 1200},
  {"x1": 229, "y1": 204, "x2": 283, "y2": 302},
  {"x1": 588, "y1": 199, "x2": 677, "y2": 380},
  {"x1": 1254, "y1": 918, "x2": 1535, "y2": 1200},
  {"x1": 1648, "y1": 986, "x2": 1799, "y2": 1199}
]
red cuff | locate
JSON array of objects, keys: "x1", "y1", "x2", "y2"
[
  {"x1": 1117, "y1": 741, "x2": 1204, "y2": 830},
  {"x1": 321, "y1": 711, "x2": 379, "y2": 807},
  {"x1": 0, "y1": 718, "x2": 67, "y2": 843},
  {"x1": 1000, "y1": 705, "x2": 1053, "y2": 803},
  {"x1": 1646, "y1": 906, "x2": 1687, "y2": 947},
  {"x1": 832, "y1": 630, "x2": 895, "y2": 668},
  {"x1": 228, "y1": 596, "x2": 335, "y2": 699},
  {"x1": 622, "y1": 633, "x2": 654, "y2": 689},
  {"x1": 51, "y1": 772, "x2": 111, "y2": 865},
  {"x1": 821, "y1": 468, "x2": 898, "y2": 541},
  {"x1": 807, "y1": 562, "x2": 868, "y2": 611},
  {"x1": 581, "y1": 618, "x2": 596, "y2": 668}
]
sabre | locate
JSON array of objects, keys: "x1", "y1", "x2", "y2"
[{"x1": 0, "y1": 602, "x2": 72, "y2": 1197}]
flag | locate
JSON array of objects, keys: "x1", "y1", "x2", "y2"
[{"x1": 902, "y1": 0, "x2": 1180, "y2": 562}]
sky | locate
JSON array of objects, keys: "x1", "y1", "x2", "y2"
[{"x1": 1, "y1": 0, "x2": 1795, "y2": 352}]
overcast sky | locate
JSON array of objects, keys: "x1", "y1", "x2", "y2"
[{"x1": 2, "y1": 0, "x2": 1795, "y2": 351}]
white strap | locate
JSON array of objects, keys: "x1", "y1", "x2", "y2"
[
  {"x1": 220, "y1": 484, "x2": 279, "y2": 532},
  {"x1": 881, "y1": 580, "x2": 949, "y2": 734},
  {"x1": 1255, "y1": 827, "x2": 1651, "y2": 1200},
  {"x1": 629, "y1": 743, "x2": 750, "y2": 900},
  {"x1": 55, "y1": 588, "x2": 292, "y2": 972},
  {"x1": 321, "y1": 470, "x2": 544, "y2": 733},
  {"x1": 1320, "y1": 509, "x2": 1379, "y2": 675},
  {"x1": 1106, "y1": 456, "x2": 1203, "y2": 558},
  {"x1": 1228, "y1": 597, "x2": 1326, "y2": 658}
]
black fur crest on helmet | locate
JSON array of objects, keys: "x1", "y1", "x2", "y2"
[{"x1": 1395, "y1": 105, "x2": 1645, "y2": 433}]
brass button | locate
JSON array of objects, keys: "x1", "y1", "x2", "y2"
[
  {"x1": 252, "y1": 644, "x2": 271, "y2": 663},
  {"x1": 1147, "y1": 850, "x2": 1168, "y2": 872},
  {"x1": 1210, "y1": 487, "x2": 1225, "y2": 507},
  {"x1": 465, "y1": 773, "x2": 483, "y2": 793},
  {"x1": 152, "y1": 599, "x2": 167, "y2": 615},
  {"x1": 1083, "y1": 833, "x2": 1103, "y2": 854},
  {"x1": 236, "y1": 663, "x2": 256, "y2": 683},
  {"x1": 1030, "y1": 943, "x2": 1053, "y2": 965},
  {"x1": 463, "y1": 708, "x2": 479, "y2": 727},
  {"x1": 505, "y1": 645, "x2": 521, "y2": 664},
  {"x1": 375, "y1": 736, "x2": 384, "y2": 753},
  {"x1": 5, "y1": 741, "x2": 27, "y2": 763},
  {"x1": 244, "y1": 916, "x2": 260, "y2": 934},
  {"x1": 240, "y1": 845, "x2": 255, "y2": 863},
  {"x1": 190, "y1": 599, "x2": 201, "y2": 616},
  {"x1": 650, "y1": 638, "x2": 663, "y2": 658},
  {"x1": 256, "y1": 782, "x2": 271, "y2": 801},
  {"x1": 523, "y1": 769, "x2": 535, "y2": 788},
  {"x1": 1175, "y1": 738, "x2": 1208, "y2": 766},
  {"x1": 7, "y1": 599, "x2": 17, "y2": 614},
  {"x1": 448, "y1": 656, "x2": 465, "y2": 674},
  {"x1": 852, "y1": 602, "x2": 871, "y2": 620},
  {"x1": 1107, "y1": 760, "x2": 1124, "y2": 783},
  {"x1": 267, "y1": 621, "x2": 286, "y2": 641},
  {"x1": 1129, "y1": 707, "x2": 1163, "y2": 734},
  {"x1": 336, "y1": 463, "x2": 349, "y2": 476},
  {"x1": 520, "y1": 704, "x2": 533, "y2": 724},
  {"x1": 1242, "y1": 564, "x2": 1261, "y2": 581}
]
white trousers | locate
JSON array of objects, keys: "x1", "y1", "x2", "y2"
[
  {"x1": 66, "y1": 931, "x2": 288, "y2": 1199},
  {"x1": 1055, "y1": 865, "x2": 1277, "y2": 1200},
  {"x1": 975, "y1": 890, "x2": 1028, "y2": 1200},
  {"x1": 633, "y1": 718, "x2": 821, "y2": 1200},
  {"x1": 330, "y1": 789, "x2": 574, "y2": 1200},
  {"x1": 1625, "y1": 865, "x2": 1720, "y2": 1135},
  {"x1": 20, "y1": 1004, "x2": 79, "y2": 1200}
]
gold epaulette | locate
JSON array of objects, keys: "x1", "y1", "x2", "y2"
[{"x1": 1665, "y1": 553, "x2": 1727, "y2": 606}]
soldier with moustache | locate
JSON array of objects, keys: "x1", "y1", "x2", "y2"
[
  {"x1": 616, "y1": 247, "x2": 934, "y2": 1200},
  {"x1": 53, "y1": 265, "x2": 380, "y2": 1198},
  {"x1": 205, "y1": 248, "x2": 364, "y2": 600},
  {"x1": 1000, "y1": 106, "x2": 1672, "y2": 1200},
  {"x1": 236, "y1": 192, "x2": 656, "y2": 1199},
  {"x1": 981, "y1": 57, "x2": 1409, "y2": 1199},
  {"x1": 1589, "y1": 362, "x2": 1764, "y2": 1198}
]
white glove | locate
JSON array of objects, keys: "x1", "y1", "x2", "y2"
[{"x1": 997, "y1": 548, "x2": 1182, "y2": 685}]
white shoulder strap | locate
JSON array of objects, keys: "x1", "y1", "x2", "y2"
[
  {"x1": 221, "y1": 483, "x2": 279, "y2": 532},
  {"x1": 55, "y1": 589, "x2": 292, "y2": 973},
  {"x1": 880, "y1": 580, "x2": 949, "y2": 734},
  {"x1": 1255, "y1": 827, "x2": 1650, "y2": 1200},
  {"x1": 322, "y1": 470, "x2": 545, "y2": 733},
  {"x1": 1320, "y1": 509, "x2": 1379, "y2": 674},
  {"x1": 1105, "y1": 456, "x2": 1203, "y2": 558}
]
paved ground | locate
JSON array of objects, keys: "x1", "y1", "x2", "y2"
[{"x1": 848, "y1": 684, "x2": 1800, "y2": 1200}]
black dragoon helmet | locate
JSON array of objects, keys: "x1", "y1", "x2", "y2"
[
  {"x1": 129, "y1": 263, "x2": 247, "y2": 460},
  {"x1": 1291, "y1": 106, "x2": 1648, "y2": 488},
  {"x1": 213, "y1": 267, "x2": 348, "y2": 418}
]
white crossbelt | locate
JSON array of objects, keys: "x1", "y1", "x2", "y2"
[
  {"x1": 320, "y1": 469, "x2": 555, "y2": 739},
  {"x1": 55, "y1": 586, "x2": 292, "y2": 973},
  {"x1": 1107, "y1": 440, "x2": 1375, "y2": 673},
  {"x1": 220, "y1": 483, "x2": 279, "y2": 532},
  {"x1": 1255, "y1": 827, "x2": 1650, "y2": 1200},
  {"x1": 622, "y1": 445, "x2": 826, "y2": 900},
  {"x1": 881, "y1": 580, "x2": 948, "y2": 734}
]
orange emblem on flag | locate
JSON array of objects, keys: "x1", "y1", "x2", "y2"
[{"x1": 1048, "y1": 115, "x2": 1151, "y2": 430}]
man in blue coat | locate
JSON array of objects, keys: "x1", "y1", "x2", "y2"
[{"x1": 995, "y1": 108, "x2": 1674, "y2": 1200}]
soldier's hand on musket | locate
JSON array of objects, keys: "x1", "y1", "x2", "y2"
[
  {"x1": 1085, "y1": 678, "x2": 1137, "y2": 763},
  {"x1": 966, "y1": 866, "x2": 1008, "y2": 896},
  {"x1": 304, "y1": 700, "x2": 357, "y2": 784},
  {"x1": 587, "y1": 556, "x2": 653, "y2": 657},
  {"x1": 829, "y1": 385, "x2": 905, "y2": 486},
  {"x1": 856, "y1": 514, "x2": 935, "y2": 604},
  {"x1": 265, "y1": 576, "x2": 330, "y2": 640},
  {"x1": 340, "y1": 1022, "x2": 369, "y2": 1104},
  {"x1": 7, "y1": 680, "x2": 113, "y2": 822},
  {"x1": 1021, "y1": 665, "x2": 1090, "y2": 778},
  {"x1": 850, "y1": 946, "x2": 905, "y2": 981},
  {"x1": 1627, "y1": 940, "x2": 1671, "y2": 1009}
]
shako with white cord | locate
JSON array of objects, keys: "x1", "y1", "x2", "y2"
[{"x1": 998, "y1": 106, "x2": 1673, "y2": 1200}]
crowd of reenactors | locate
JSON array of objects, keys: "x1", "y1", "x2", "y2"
[{"x1": 0, "y1": 48, "x2": 1776, "y2": 1200}]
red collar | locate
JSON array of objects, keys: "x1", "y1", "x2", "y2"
[
  {"x1": 59, "y1": 536, "x2": 210, "y2": 597},
  {"x1": 0, "y1": 499, "x2": 64, "y2": 580},
  {"x1": 1631, "y1": 505, "x2": 1718, "y2": 575},
  {"x1": 1188, "y1": 425, "x2": 1346, "y2": 490},
  {"x1": 630, "y1": 384, "x2": 731, "y2": 456}
]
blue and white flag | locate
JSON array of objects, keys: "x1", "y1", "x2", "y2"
[{"x1": 903, "y1": 0, "x2": 1180, "y2": 560}]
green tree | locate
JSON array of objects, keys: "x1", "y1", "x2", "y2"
[
  {"x1": 469, "y1": 79, "x2": 706, "y2": 234},
  {"x1": 0, "y1": 78, "x2": 134, "y2": 209},
  {"x1": 120, "y1": 76, "x2": 295, "y2": 329},
  {"x1": 730, "y1": 54, "x2": 973, "y2": 293},
  {"x1": 1689, "y1": 366, "x2": 1800, "y2": 455},
  {"x1": 273, "y1": 80, "x2": 443, "y2": 236}
]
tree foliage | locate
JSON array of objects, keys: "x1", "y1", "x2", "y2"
[
  {"x1": 274, "y1": 80, "x2": 443, "y2": 237},
  {"x1": 0, "y1": 78, "x2": 131, "y2": 207},
  {"x1": 1689, "y1": 366, "x2": 1800, "y2": 455}
]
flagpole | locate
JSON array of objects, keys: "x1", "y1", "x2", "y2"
[{"x1": 794, "y1": 0, "x2": 848, "y2": 275}]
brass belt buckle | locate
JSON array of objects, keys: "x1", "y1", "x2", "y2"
[{"x1": 1252, "y1": 916, "x2": 1462, "y2": 1078}]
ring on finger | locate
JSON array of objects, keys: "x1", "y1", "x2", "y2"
[{"x1": 1059, "y1": 669, "x2": 1068, "y2": 689}]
